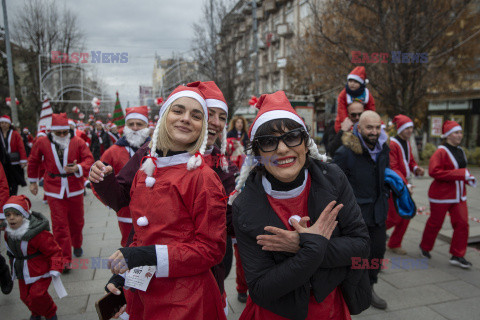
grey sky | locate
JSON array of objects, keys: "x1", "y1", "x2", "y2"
[{"x1": 3, "y1": 0, "x2": 206, "y2": 111}]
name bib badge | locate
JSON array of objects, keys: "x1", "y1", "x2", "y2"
[{"x1": 125, "y1": 266, "x2": 156, "y2": 291}]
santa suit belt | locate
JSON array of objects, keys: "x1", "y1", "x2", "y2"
[
  {"x1": 48, "y1": 172, "x2": 74, "y2": 178},
  {"x1": 7, "y1": 250, "x2": 42, "y2": 260}
]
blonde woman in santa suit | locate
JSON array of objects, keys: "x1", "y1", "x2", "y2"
[
  {"x1": 230, "y1": 91, "x2": 371, "y2": 320},
  {"x1": 106, "y1": 83, "x2": 227, "y2": 320}
]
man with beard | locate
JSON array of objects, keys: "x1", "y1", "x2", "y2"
[
  {"x1": 27, "y1": 113, "x2": 94, "y2": 271},
  {"x1": 334, "y1": 111, "x2": 390, "y2": 310},
  {"x1": 96, "y1": 106, "x2": 151, "y2": 247},
  {"x1": 90, "y1": 120, "x2": 111, "y2": 161}
]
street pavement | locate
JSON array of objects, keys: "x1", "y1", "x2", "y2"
[{"x1": 1, "y1": 167, "x2": 479, "y2": 319}]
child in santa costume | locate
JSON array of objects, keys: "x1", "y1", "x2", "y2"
[
  {"x1": 0, "y1": 115, "x2": 28, "y2": 195},
  {"x1": 229, "y1": 91, "x2": 370, "y2": 319},
  {"x1": 334, "y1": 67, "x2": 375, "y2": 133},
  {"x1": 104, "y1": 83, "x2": 227, "y2": 320},
  {"x1": 420, "y1": 120, "x2": 476, "y2": 268},
  {"x1": 27, "y1": 113, "x2": 94, "y2": 268},
  {"x1": 386, "y1": 115, "x2": 425, "y2": 254},
  {"x1": 3, "y1": 195, "x2": 67, "y2": 320}
]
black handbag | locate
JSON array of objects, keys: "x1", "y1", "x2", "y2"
[{"x1": 8, "y1": 152, "x2": 20, "y2": 163}]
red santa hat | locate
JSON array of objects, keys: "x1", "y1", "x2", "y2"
[
  {"x1": 347, "y1": 66, "x2": 368, "y2": 85},
  {"x1": 23, "y1": 127, "x2": 29, "y2": 133},
  {"x1": 50, "y1": 113, "x2": 70, "y2": 130},
  {"x1": 392, "y1": 114, "x2": 413, "y2": 134},
  {"x1": 148, "y1": 121, "x2": 154, "y2": 129},
  {"x1": 95, "y1": 120, "x2": 103, "y2": 125},
  {"x1": 142, "y1": 83, "x2": 208, "y2": 187},
  {"x1": 229, "y1": 91, "x2": 327, "y2": 205},
  {"x1": 196, "y1": 81, "x2": 229, "y2": 172},
  {"x1": 249, "y1": 91, "x2": 306, "y2": 140},
  {"x1": 110, "y1": 123, "x2": 117, "y2": 129},
  {"x1": 3, "y1": 195, "x2": 32, "y2": 219},
  {"x1": 125, "y1": 106, "x2": 149, "y2": 124},
  {"x1": 441, "y1": 120, "x2": 462, "y2": 138},
  {"x1": 68, "y1": 119, "x2": 76, "y2": 127},
  {"x1": 0, "y1": 115, "x2": 12, "y2": 124}
]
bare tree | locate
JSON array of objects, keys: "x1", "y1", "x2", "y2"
[
  {"x1": 289, "y1": 0, "x2": 480, "y2": 123},
  {"x1": 10, "y1": 0, "x2": 87, "y2": 125}
]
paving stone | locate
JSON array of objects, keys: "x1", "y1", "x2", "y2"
[
  {"x1": 54, "y1": 294, "x2": 88, "y2": 315},
  {"x1": 429, "y1": 297, "x2": 480, "y2": 320},
  {"x1": 352, "y1": 306, "x2": 447, "y2": 320},
  {"x1": 381, "y1": 268, "x2": 456, "y2": 289},
  {"x1": 435, "y1": 280, "x2": 480, "y2": 298}
]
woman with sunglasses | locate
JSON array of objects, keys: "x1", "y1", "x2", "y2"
[
  {"x1": 229, "y1": 91, "x2": 371, "y2": 320},
  {"x1": 104, "y1": 83, "x2": 228, "y2": 320}
]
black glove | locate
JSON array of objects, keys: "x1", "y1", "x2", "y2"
[
  {"x1": 119, "y1": 245, "x2": 157, "y2": 270},
  {"x1": 105, "y1": 274, "x2": 125, "y2": 293}
]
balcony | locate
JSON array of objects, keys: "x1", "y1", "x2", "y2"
[
  {"x1": 256, "y1": 6, "x2": 264, "y2": 20},
  {"x1": 277, "y1": 23, "x2": 294, "y2": 37},
  {"x1": 264, "y1": 0, "x2": 276, "y2": 13}
]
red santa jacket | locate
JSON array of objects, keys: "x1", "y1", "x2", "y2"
[
  {"x1": 128, "y1": 152, "x2": 227, "y2": 319},
  {"x1": 334, "y1": 88, "x2": 375, "y2": 133},
  {"x1": 27, "y1": 135, "x2": 94, "y2": 199},
  {"x1": 76, "y1": 129, "x2": 91, "y2": 147},
  {"x1": 5, "y1": 215, "x2": 63, "y2": 284},
  {"x1": 4, "y1": 129, "x2": 27, "y2": 165},
  {"x1": 107, "y1": 131, "x2": 119, "y2": 145},
  {"x1": 389, "y1": 137, "x2": 419, "y2": 185},
  {"x1": 0, "y1": 162, "x2": 9, "y2": 219},
  {"x1": 428, "y1": 145, "x2": 474, "y2": 203}
]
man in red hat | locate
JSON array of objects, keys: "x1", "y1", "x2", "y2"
[
  {"x1": 27, "y1": 113, "x2": 94, "y2": 269},
  {"x1": 94, "y1": 106, "x2": 150, "y2": 247},
  {"x1": 386, "y1": 114, "x2": 425, "y2": 254},
  {"x1": 107, "y1": 123, "x2": 120, "y2": 144},
  {"x1": 0, "y1": 162, "x2": 14, "y2": 295},
  {"x1": 334, "y1": 67, "x2": 376, "y2": 133},
  {"x1": 420, "y1": 120, "x2": 476, "y2": 268},
  {"x1": 21, "y1": 127, "x2": 34, "y2": 156}
]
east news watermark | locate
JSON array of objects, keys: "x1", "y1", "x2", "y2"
[
  {"x1": 351, "y1": 51, "x2": 428, "y2": 64},
  {"x1": 352, "y1": 257, "x2": 429, "y2": 270},
  {"x1": 51, "y1": 51, "x2": 128, "y2": 64}
]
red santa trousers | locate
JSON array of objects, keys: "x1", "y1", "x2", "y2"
[
  {"x1": 19, "y1": 278, "x2": 57, "y2": 318},
  {"x1": 234, "y1": 243, "x2": 248, "y2": 294},
  {"x1": 47, "y1": 194, "x2": 84, "y2": 264},
  {"x1": 420, "y1": 201, "x2": 469, "y2": 257},
  {"x1": 125, "y1": 288, "x2": 143, "y2": 320},
  {"x1": 386, "y1": 196, "x2": 410, "y2": 249}
]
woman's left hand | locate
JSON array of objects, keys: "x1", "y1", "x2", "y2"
[
  {"x1": 257, "y1": 217, "x2": 309, "y2": 253},
  {"x1": 108, "y1": 250, "x2": 129, "y2": 274}
]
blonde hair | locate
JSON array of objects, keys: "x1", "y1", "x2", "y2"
[
  {"x1": 228, "y1": 115, "x2": 248, "y2": 133},
  {"x1": 149, "y1": 103, "x2": 207, "y2": 156}
]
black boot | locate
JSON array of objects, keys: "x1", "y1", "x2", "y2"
[
  {"x1": 29, "y1": 316, "x2": 42, "y2": 320},
  {"x1": 371, "y1": 285, "x2": 387, "y2": 309},
  {"x1": 46, "y1": 314, "x2": 58, "y2": 320}
]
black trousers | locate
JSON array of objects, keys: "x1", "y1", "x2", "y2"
[
  {"x1": 368, "y1": 223, "x2": 387, "y2": 285},
  {"x1": 0, "y1": 252, "x2": 10, "y2": 284}
]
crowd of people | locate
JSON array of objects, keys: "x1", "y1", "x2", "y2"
[{"x1": 0, "y1": 69, "x2": 476, "y2": 320}]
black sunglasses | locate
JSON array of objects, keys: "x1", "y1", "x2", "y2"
[
  {"x1": 349, "y1": 112, "x2": 363, "y2": 118},
  {"x1": 54, "y1": 130, "x2": 69, "y2": 136},
  {"x1": 254, "y1": 128, "x2": 307, "y2": 152}
]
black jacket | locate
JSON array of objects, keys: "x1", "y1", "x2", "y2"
[
  {"x1": 232, "y1": 160, "x2": 370, "y2": 320},
  {"x1": 333, "y1": 130, "x2": 390, "y2": 226},
  {"x1": 90, "y1": 129, "x2": 111, "y2": 161}
]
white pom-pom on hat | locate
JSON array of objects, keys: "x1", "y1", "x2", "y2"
[
  {"x1": 288, "y1": 215, "x2": 301, "y2": 226},
  {"x1": 137, "y1": 216, "x2": 149, "y2": 226},
  {"x1": 145, "y1": 176, "x2": 156, "y2": 187}
]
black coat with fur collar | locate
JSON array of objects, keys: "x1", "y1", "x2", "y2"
[
  {"x1": 232, "y1": 160, "x2": 371, "y2": 320},
  {"x1": 333, "y1": 131, "x2": 390, "y2": 226}
]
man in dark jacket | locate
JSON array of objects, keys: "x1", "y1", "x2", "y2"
[
  {"x1": 90, "y1": 120, "x2": 111, "y2": 161},
  {"x1": 334, "y1": 110, "x2": 390, "y2": 310},
  {"x1": 327, "y1": 101, "x2": 364, "y2": 157}
]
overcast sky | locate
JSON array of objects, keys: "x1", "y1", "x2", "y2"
[{"x1": 2, "y1": 0, "x2": 206, "y2": 110}]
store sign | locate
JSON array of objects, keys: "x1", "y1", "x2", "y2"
[{"x1": 430, "y1": 116, "x2": 443, "y2": 137}]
